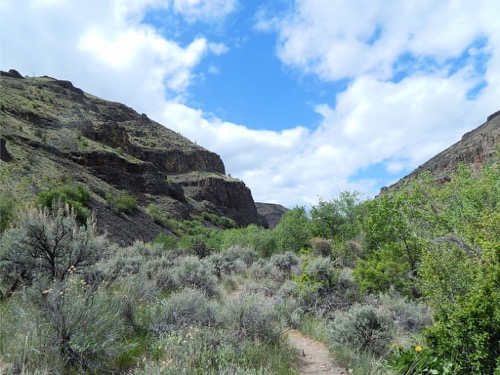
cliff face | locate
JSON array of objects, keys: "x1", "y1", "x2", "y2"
[
  {"x1": 0, "y1": 70, "x2": 261, "y2": 245},
  {"x1": 386, "y1": 110, "x2": 499, "y2": 191}
]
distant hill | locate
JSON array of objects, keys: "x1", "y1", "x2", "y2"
[
  {"x1": 384, "y1": 109, "x2": 499, "y2": 191},
  {"x1": 0, "y1": 69, "x2": 268, "y2": 245},
  {"x1": 255, "y1": 202, "x2": 288, "y2": 229}
]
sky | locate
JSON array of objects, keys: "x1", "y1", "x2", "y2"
[{"x1": 1, "y1": 0, "x2": 499, "y2": 207}]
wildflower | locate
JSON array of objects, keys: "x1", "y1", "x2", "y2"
[
  {"x1": 391, "y1": 342, "x2": 398, "y2": 348},
  {"x1": 415, "y1": 345, "x2": 423, "y2": 352}
]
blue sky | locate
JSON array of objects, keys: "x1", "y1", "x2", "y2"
[{"x1": 1, "y1": 0, "x2": 499, "y2": 207}]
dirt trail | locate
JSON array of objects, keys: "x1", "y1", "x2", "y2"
[{"x1": 288, "y1": 330, "x2": 347, "y2": 375}]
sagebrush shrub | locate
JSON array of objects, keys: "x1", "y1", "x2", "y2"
[
  {"x1": 226, "y1": 293, "x2": 282, "y2": 343},
  {"x1": 150, "y1": 288, "x2": 220, "y2": 335},
  {"x1": 0, "y1": 203, "x2": 107, "y2": 296},
  {"x1": 330, "y1": 305, "x2": 394, "y2": 357},
  {"x1": 170, "y1": 256, "x2": 220, "y2": 297},
  {"x1": 270, "y1": 251, "x2": 299, "y2": 275}
]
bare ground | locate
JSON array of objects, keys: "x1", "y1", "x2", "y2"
[{"x1": 288, "y1": 330, "x2": 347, "y2": 375}]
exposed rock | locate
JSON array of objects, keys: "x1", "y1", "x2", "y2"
[
  {"x1": 0, "y1": 69, "x2": 23, "y2": 79},
  {"x1": 255, "y1": 202, "x2": 288, "y2": 229},
  {"x1": 0, "y1": 138, "x2": 12, "y2": 162},
  {"x1": 0, "y1": 71, "x2": 264, "y2": 244}
]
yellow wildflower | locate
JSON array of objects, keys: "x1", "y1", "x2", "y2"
[{"x1": 415, "y1": 345, "x2": 423, "y2": 352}]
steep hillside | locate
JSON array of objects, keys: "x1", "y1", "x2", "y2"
[
  {"x1": 385, "y1": 109, "x2": 499, "y2": 191},
  {"x1": 0, "y1": 69, "x2": 263, "y2": 245}
]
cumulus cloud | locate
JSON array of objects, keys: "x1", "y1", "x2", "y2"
[{"x1": 1, "y1": 0, "x2": 499, "y2": 208}]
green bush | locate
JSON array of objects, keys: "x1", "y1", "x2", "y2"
[
  {"x1": 201, "y1": 211, "x2": 237, "y2": 229},
  {"x1": 353, "y1": 249, "x2": 412, "y2": 297},
  {"x1": 330, "y1": 305, "x2": 394, "y2": 357},
  {"x1": 36, "y1": 181, "x2": 91, "y2": 223},
  {"x1": 105, "y1": 191, "x2": 138, "y2": 214}
]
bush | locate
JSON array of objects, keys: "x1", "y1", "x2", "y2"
[
  {"x1": 169, "y1": 256, "x2": 220, "y2": 297},
  {"x1": 0, "y1": 203, "x2": 107, "y2": 296},
  {"x1": 330, "y1": 305, "x2": 394, "y2": 357},
  {"x1": 34, "y1": 278, "x2": 133, "y2": 372},
  {"x1": 269, "y1": 251, "x2": 299, "y2": 275},
  {"x1": 150, "y1": 288, "x2": 220, "y2": 335},
  {"x1": 36, "y1": 181, "x2": 91, "y2": 223},
  {"x1": 226, "y1": 292, "x2": 282, "y2": 343},
  {"x1": 105, "y1": 191, "x2": 138, "y2": 214}
]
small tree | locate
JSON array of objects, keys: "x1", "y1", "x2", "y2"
[
  {"x1": 274, "y1": 206, "x2": 311, "y2": 252},
  {"x1": 0, "y1": 202, "x2": 107, "y2": 297}
]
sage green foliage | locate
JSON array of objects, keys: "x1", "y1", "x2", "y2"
[
  {"x1": 0, "y1": 203, "x2": 107, "y2": 297},
  {"x1": 330, "y1": 305, "x2": 394, "y2": 357},
  {"x1": 105, "y1": 191, "x2": 138, "y2": 214},
  {"x1": 36, "y1": 179, "x2": 91, "y2": 223}
]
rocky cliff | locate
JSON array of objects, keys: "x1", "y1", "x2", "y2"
[
  {"x1": 385, "y1": 110, "x2": 499, "y2": 191},
  {"x1": 0, "y1": 69, "x2": 263, "y2": 245}
]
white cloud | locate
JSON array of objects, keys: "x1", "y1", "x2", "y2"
[
  {"x1": 172, "y1": 0, "x2": 238, "y2": 23},
  {"x1": 1, "y1": 0, "x2": 499, "y2": 208}
]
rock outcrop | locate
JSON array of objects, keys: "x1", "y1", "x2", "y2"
[{"x1": 0, "y1": 71, "x2": 261, "y2": 244}]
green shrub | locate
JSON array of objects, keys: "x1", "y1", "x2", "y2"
[
  {"x1": 330, "y1": 305, "x2": 394, "y2": 357},
  {"x1": 36, "y1": 181, "x2": 91, "y2": 223},
  {"x1": 387, "y1": 344, "x2": 455, "y2": 375},
  {"x1": 201, "y1": 211, "x2": 237, "y2": 229},
  {"x1": 353, "y1": 249, "x2": 412, "y2": 297},
  {"x1": 105, "y1": 191, "x2": 138, "y2": 214},
  {"x1": 147, "y1": 203, "x2": 172, "y2": 229},
  {"x1": 423, "y1": 269, "x2": 500, "y2": 375}
]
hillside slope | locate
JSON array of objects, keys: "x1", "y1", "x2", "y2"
[
  {"x1": 0, "y1": 69, "x2": 264, "y2": 245},
  {"x1": 385, "y1": 109, "x2": 499, "y2": 191}
]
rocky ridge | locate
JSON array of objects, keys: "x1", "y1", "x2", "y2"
[
  {"x1": 385, "y1": 110, "x2": 499, "y2": 191},
  {"x1": 0, "y1": 70, "x2": 265, "y2": 245}
]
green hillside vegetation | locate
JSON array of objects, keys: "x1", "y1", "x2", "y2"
[{"x1": 1, "y1": 154, "x2": 499, "y2": 374}]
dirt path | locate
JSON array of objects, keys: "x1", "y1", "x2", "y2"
[{"x1": 288, "y1": 330, "x2": 347, "y2": 375}]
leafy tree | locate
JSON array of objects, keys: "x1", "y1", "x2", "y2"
[
  {"x1": 311, "y1": 190, "x2": 363, "y2": 241},
  {"x1": 356, "y1": 177, "x2": 436, "y2": 296},
  {"x1": 273, "y1": 206, "x2": 311, "y2": 253}
]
